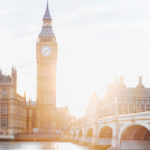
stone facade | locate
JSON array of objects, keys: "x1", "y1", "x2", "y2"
[
  {"x1": 56, "y1": 107, "x2": 75, "y2": 135},
  {"x1": 97, "y1": 76, "x2": 150, "y2": 118},
  {"x1": 0, "y1": 2, "x2": 69, "y2": 136},
  {"x1": 26, "y1": 100, "x2": 36, "y2": 134},
  {"x1": 0, "y1": 68, "x2": 26, "y2": 135},
  {"x1": 36, "y1": 2, "x2": 57, "y2": 132}
]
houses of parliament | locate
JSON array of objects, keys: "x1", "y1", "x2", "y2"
[{"x1": 0, "y1": 2, "x2": 70, "y2": 137}]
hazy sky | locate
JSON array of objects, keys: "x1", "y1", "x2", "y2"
[{"x1": 1, "y1": 0, "x2": 150, "y2": 117}]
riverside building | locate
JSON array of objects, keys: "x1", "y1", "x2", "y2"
[
  {"x1": 0, "y1": 1, "x2": 71, "y2": 138},
  {"x1": 0, "y1": 68, "x2": 26, "y2": 136},
  {"x1": 97, "y1": 77, "x2": 150, "y2": 118}
]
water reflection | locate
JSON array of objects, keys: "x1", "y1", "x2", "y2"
[{"x1": 0, "y1": 142, "x2": 89, "y2": 150}]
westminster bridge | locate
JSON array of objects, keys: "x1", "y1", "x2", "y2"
[{"x1": 71, "y1": 111, "x2": 150, "y2": 150}]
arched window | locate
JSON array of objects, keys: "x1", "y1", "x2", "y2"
[{"x1": 2, "y1": 89, "x2": 7, "y2": 97}]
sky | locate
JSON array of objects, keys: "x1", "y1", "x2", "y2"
[{"x1": 1, "y1": 0, "x2": 150, "y2": 117}]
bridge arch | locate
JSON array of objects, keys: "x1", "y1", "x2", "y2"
[
  {"x1": 119, "y1": 123, "x2": 150, "y2": 150},
  {"x1": 97, "y1": 124, "x2": 113, "y2": 139},
  {"x1": 121, "y1": 125, "x2": 150, "y2": 140},
  {"x1": 99, "y1": 126, "x2": 113, "y2": 138},
  {"x1": 119, "y1": 122, "x2": 150, "y2": 140},
  {"x1": 85, "y1": 128, "x2": 94, "y2": 143},
  {"x1": 86, "y1": 128, "x2": 93, "y2": 137},
  {"x1": 97, "y1": 126, "x2": 113, "y2": 146},
  {"x1": 78, "y1": 129, "x2": 83, "y2": 137}
]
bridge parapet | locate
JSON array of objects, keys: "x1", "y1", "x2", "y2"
[{"x1": 97, "y1": 112, "x2": 150, "y2": 125}]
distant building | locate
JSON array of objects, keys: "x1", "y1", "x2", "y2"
[
  {"x1": 0, "y1": 68, "x2": 26, "y2": 135},
  {"x1": 56, "y1": 107, "x2": 69, "y2": 130},
  {"x1": 76, "y1": 92, "x2": 99, "y2": 127},
  {"x1": 0, "y1": 1, "x2": 75, "y2": 138},
  {"x1": 97, "y1": 76, "x2": 150, "y2": 118},
  {"x1": 56, "y1": 107, "x2": 76, "y2": 134},
  {"x1": 85, "y1": 92, "x2": 99, "y2": 118},
  {"x1": 26, "y1": 100, "x2": 36, "y2": 134}
]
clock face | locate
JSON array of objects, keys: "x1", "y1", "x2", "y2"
[{"x1": 41, "y1": 46, "x2": 51, "y2": 56}]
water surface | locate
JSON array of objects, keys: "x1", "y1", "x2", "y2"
[{"x1": 0, "y1": 142, "x2": 89, "y2": 150}]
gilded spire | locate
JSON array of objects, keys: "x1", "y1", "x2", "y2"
[{"x1": 43, "y1": 0, "x2": 52, "y2": 20}]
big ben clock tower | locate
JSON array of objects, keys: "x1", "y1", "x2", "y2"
[{"x1": 36, "y1": 1, "x2": 57, "y2": 132}]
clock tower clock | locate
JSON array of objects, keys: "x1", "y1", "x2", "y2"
[{"x1": 36, "y1": 1, "x2": 57, "y2": 131}]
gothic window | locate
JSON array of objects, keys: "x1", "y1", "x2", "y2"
[
  {"x1": 141, "y1": 100, "x2": 145, "y2": 105},
  {"x1": 1, "y1": 104, "x2": 8, "y2": 114},
  {"x1": 124, "y1": 100, "x2": 128, "y2": 105},
  {"x1": 146, "y1": 100, "x2": 150, "y2": 105},
  {"x1": 129, "y1": 100, "x2": 133, "y2": 105},
  {"x1": 2, "y1": 89, "x2": 7, "y2": 97},
  {"x1": 135, "y1": 106, "x2": 139, "y2": 112},
  {"x1": 1, "y1": 118, "x2": 8, "y2": 128}
]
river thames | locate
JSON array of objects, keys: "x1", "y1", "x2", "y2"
[{"x1": 0, "y1": 142, "x2": 89, "y2": 150}]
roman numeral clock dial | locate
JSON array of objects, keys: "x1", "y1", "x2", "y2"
[{"x1": 41, "y1": 46, "x2": 52, "y2": 56}]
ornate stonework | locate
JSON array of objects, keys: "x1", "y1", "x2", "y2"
[
  {"x1": 36, "y1": 2, "x2": 57, "y2": 132},
  {"x1": 0, "y1": 68, "x2": 26, "y2": 135}
]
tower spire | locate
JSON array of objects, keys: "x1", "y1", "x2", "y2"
[
  {"x1": 43, "y1": 0, "x2": 52, "y2": 20},
  {"x1": 136, "y1": 76, "x2": 145, "y2": 88},
  {"x1": 39, "y1": 0, "x2": 54, "y2": 37}
]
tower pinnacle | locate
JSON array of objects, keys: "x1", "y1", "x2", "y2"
[
  {"x1": 43, "y1": 0, "x2": 52, "y2": 21},
  {"x1": 39, "y1": 0, "x2": 54, "y2": 37}
]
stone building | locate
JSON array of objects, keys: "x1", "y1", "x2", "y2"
[
  {"x1": 36, "y1": 0, "x2": 57, "y2": 133},
  {"x1": 97, "y1": 76, "x2": 150, "y2": 118},
  {"x1": 0, "y1": 68, "x2": 26, "y2": 136},
  {"x1": 26, "y1": 100, "x2": 36, "y2": 134},
  {"x1": 0, "y1": 1, "x2": 71, "y2": 137}
]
